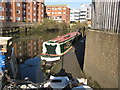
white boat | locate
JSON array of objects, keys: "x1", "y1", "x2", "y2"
[
  {"x1": 72, "y1": 85, "x2": 93, "y2": 90},
  {"x1": 41, "y1": 75, "x2": 69, "y2": 89}
]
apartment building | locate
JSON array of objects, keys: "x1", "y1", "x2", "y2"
[
  {"x1": 70, "y1": 9, "x2": 80, "y2": 22},
  {"x1": 0, "y1": 0, "x2": 45, "y2": 22},
  {"x1": 46, "y1": 5, "x2": 70, "y2": 23},
  {"x1": 80, "y1": 4, "x2": 91, "y2": 22}
]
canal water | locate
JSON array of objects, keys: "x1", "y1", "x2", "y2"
[
  {"x1": 3, "y1": 29, "x2": 70, "y2": 82},
  {"x1": 3, "y1": 29, "x2": 69, "y2": 61},
  {"x1": 2, "y1": 29, "x2": 99, "y2": 88}
]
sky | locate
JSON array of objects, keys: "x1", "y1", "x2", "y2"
[{"x1": 45, "y1": 0, "x2": 92, "y2": 9}]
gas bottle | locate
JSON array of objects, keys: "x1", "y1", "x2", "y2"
[{"x1": 0, "y1": 52, "x2": 6, "y2": 71}]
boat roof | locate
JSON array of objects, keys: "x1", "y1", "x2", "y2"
[{"x1": 48, "y1": 32, "x2": 80, "y2": 43}]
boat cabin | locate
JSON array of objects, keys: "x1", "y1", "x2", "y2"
[{"x1": 41, "y1": 32, "x2": 82, "y2": 61}]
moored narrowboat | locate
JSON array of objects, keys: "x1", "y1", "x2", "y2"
[{"x1": 41, "y1": 32, "x2": 82, "y2": 61}]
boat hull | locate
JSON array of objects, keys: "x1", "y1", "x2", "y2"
[
  {"x1": 41, "y1": 55, "x2": 60, "y2": 62},
  {"x1": 41, "y1": 32, "x2": 82, "y2": 62}
]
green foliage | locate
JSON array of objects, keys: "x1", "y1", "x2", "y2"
[
  {"x1": 33, "y1": 19, "x2": 70, "y2": 32},
  {"x1": 70, "y1": 21, "x2": 88, "y2": 32}
]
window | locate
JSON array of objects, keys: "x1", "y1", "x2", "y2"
[
  {"x1": 42, "y1": 10, "x2": 44, "y2": 12},
  {"x1": 28, "y1": 6, "x2": 30, "y2": 9},
  {"x1": 33, "y1": 1, "x2": 36, "y2": 4},
  {"x1": 16, "y1": 17, "x2": 20, "y2": 21},
  {"x1": 41, "y1": 14, "x2": 43, "y2": 17},
  {"x1": 0, "y1": 7, "x2": 4, "y2": 11},
  {"x1": 10, "y1": 17, "x2": 12, "y2": 19},
  {"x1": 10, "y1": 9, "x2": 12, "y2": 12},
  {"x1": 17, "y1": 10, "x2": 20, "y2": 14},
  {"x1": 28, "y1": 18, "x2": 30, "y2": 21},
  {"x1": 33, "y1": 19, "x2": 36, "y2": 21},
  {"x1": 58, "y1": 8, "x2": 61, "y2": 10},
  {"x1": 52, "y1": 8, "x2": 55, "y2": 10},
  {"x1": 19, "y1": 53, "x2": 22, "y2": 56},
  {"x1": 47, "y1": 8, "x2": 50, "y2": 10},
  {"x1": 6, "y1": 16, "x2": 8, "y2": 20},
  {"x1": 74, "y1": 12, "x2": 80, "y2": 14},
  {"x1": 28, "y1": 13, "x2": 30, "y2": 15},
  {"x1": 34, "y1": 13, "x2": 36, "y2": 16},
  {"x1": 58, "y1": 12, "x2": 61, "y2": 14},
  {"x1": 63, "y1": 12, "x2": 66, "y2": 14},
  {"x1": 52, "y1": 12, "x2": 54, "y2": 14},
  {"x1": 33, "y1": 7, "x2": 36, "y2": 10},
  {"x1": 16, "y1": 3, "x2": 20, "y2": 6},
  {"x1": 47, "y1": 12, "x2": 50, "y2": 14},
  {"x1": 0, "y1": 16, "x2": 4, "y2": 20}
]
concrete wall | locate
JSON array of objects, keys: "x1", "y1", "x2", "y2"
[{"x1": 84, "y1": 30, "x2": 119, "y2": 88}]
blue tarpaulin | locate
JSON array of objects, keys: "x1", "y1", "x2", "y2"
[{"x1": 19, "y1": 57, "x2": 44, "y2": 83}]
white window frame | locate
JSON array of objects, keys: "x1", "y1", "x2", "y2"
[
  {"x1": 63, "y1": 12, "x2": 66, "y2": 14},
  {"x1": 33, "y1": 13, "x2": 36, "y2": 16},
  {"x1": 52, "y1": 8, "x2": 55, "y2": 10},
  {"x1": 16, "y1": 17, "x2": 20, "y2": 21},
  {"x1": 47, "y1": 12, "x2": 50, "y2": 14},
  {"x1": 0, "y1": 7, "x2": 4, "y2": 11},
  {"x1": 0, "y1": 16, "x2": 4, "y2": 20},
  {"x1": 33, "y1": 19, "x2": 36, "y2": 21},
  {"x1": 28, "y1": 12, "x2": 30, "y2": 15},
  {"x1": 41, "y1": 14, "x2": 43, "y2": 17},
  {"x1": 58, "y1": 12, "x2": 62, "y2": 14},
  {"x1": 10, "y1": 17, "x2": 12, "y2": 19},
  {"x1": 16, "y1": 3, "x2": 20, "y2": 6},
  {"x1": 33, "y1": 7, "x2": 36, "y2": 10},
  {"x1": 58, "y1": 8, "x2": 62, "y2": 10},
  {"x1": 28, "y1": 6, "x2": 30, "y2": 9},
  {"x1": 33, "y1": 1, "x2": 36, "y2": 4}
]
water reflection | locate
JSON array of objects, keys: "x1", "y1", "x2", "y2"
[{"x1": 3, "y1": 29, "x2": 69, "y2": 61}]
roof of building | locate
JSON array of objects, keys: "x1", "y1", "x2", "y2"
[{"x1": 46, "y1": 4, "x2": 68, "y2": 7}]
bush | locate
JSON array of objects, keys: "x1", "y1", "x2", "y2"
[
  {"x1": 35, "y1": 19, "x2": 69, "y2": 32},
  {"x1": 70, "y1": 21, "x2": 88, "y2": 32}
]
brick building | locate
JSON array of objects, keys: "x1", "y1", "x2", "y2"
[
  {"x1": 0, "y1": 0, "x2": 45, "y2": 22},
  {"x1": 46, "y1": 5, "x2": 70, "y2": 23}
]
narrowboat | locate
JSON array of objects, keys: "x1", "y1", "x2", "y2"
[{"x1": 41, "y1": 32, "x2": 82, "y2": 61}]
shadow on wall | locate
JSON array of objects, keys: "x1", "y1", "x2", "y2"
[{"x1": 73, "y1": 36, "x2": 86, "y2": 70}]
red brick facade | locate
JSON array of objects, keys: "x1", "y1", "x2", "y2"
[
  {"x1": 46, "y1": 5, "x2": 70, "y2": 23},
  {"x1": 0, "y1": 0, "x2": 44, "y2": 22}
]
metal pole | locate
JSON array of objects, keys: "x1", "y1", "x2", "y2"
[{"x1": 62, "y1": 55, "x2": 64, "y2": 69}]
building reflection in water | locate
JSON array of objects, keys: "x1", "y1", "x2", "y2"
[{"x1": 13, "y1": 37, "x2": 43, "y2": 61}]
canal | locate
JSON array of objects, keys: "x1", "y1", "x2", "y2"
[{"x1": 3, "y1": 29, "x2": 100, "y2": 88}]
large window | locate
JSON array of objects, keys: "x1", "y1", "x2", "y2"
[
  {"x1": 0, "y1": 16, "x2": 4, "y2": 20},
  {"x1": 58, "y1": 12, "x2": 62, "y2": 14},
  {"x1": 47, "y1": 8, "x2": 50, "y2": 10},
  {"x1": 16, "y1": 3, "x2": 20, "y2": 6},
  {"x1": 16, "y1": 17, "x2": 20, "y2": 21},
  {"x1": 0, "y1": 7, "x2": 4, "y2": 11},
  {"x1": 58, "y1": 8, "x2": 62, "y2": 10}
]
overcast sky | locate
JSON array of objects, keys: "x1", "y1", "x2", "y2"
[{"x1": 45, "y1": 0, "x2": 92, "y2": 9}]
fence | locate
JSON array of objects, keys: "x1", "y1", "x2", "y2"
[{"x1": 91, "y1": 0, "x2": 120, "y2": 33}]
